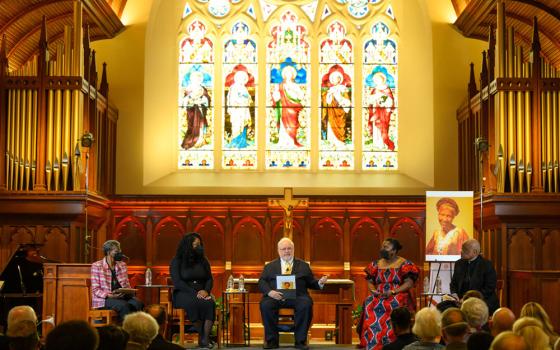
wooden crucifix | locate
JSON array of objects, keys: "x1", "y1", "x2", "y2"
[{"x1": 268, "y1": 188, "x2": 308, "y2": 239}]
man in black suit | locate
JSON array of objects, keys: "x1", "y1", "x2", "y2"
[
  {"x1": 450, "y1": 239, "x2": 499, "y2": 313},
  {"x1": 258, "y1": 238, "x2": 328, "y2": 350}
]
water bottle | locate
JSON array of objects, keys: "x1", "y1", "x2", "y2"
[
  {"x1": 423, "y1": 276, "x2": 429, "y2": 294},
  {"x1": 435, "y1": 275, "x2": 442, "y2": 294},
  {"x1": 145, "y1": 267, "x2": 152, "y2": 286},
  {"x1": 238, "y1": 274, "x2": 245, "y2": 291},
  {"x1": 227, "y1": 274, "x2": 234, "y2": 291}
]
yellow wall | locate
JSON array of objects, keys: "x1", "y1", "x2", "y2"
[{"x1": 91, "y1": 0, "x2": 487, "y2": 195}]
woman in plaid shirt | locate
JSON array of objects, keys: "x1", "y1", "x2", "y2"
[{"x1": 90, "y1": 240, "x2": 143, "y2": 321}]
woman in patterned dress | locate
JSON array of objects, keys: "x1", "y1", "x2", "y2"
[{"x1": 359, "y1": 238, "x2": 420, "y2": 350}]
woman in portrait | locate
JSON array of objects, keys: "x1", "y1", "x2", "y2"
[
  {"x1": 359, "y1": 238, "x2": 419, "y2": 350},
  {"x1": 170, "y1": 233, "x2": 215, "y2": 349},
  {"x1": 426, "y1": 197, "x2": 470, "y2": 255}
]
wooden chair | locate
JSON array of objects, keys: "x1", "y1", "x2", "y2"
[
  {"x1": 277, "y1": 308, "x2": 310, "y2": 344},
  {"x1": 166, "y1": 278, "x2": 188, "y2": 345},
  {"x1": 85, "y1": 278, "x2": 118, "y2": 327},
  {"x1": 496, "y1": 279, "x2": 504, "y2": 306}
]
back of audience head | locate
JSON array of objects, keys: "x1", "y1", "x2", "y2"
[
  {"x1": 122, "y1": 311, "x2": 159, "y2": 346},
  {"x1": 520, "y1": 302, "x2": 559, "y2": 343},
  {"x1": 467, "y1": 331, "x2": 494, "y2": 350},
  {"x1": 7, "y1": 306, "x2": 37, "y2": 329},
  {"x1": 390, "y1": 307, "x2": 412, "y2": 335},
  {"x1": 491, "y1": 307, "x2": 516, "y2": 336},
  {"x1": 436, "y1": 300, "x2": 460, "y2": 314},
  {"x1": 462, "y1": 289, "x2": 484, "y2": 302},
  {"x1": 6, "y1": 320, "x2": 39, "y2": 350},
  {"x1": 441, "y1": 307, "x2": 469, "y2": 344},
  {"x1": 461, "y1": 297, "x2": 489, "y2": 330},
  {"x1": 45, "y1": 320, "x2": 99, "y2": 350},
  {"x1": 490, "y1": 331, "x2": 528, "y2": 350},
  {"x1": 97, "y1": 324, "x2": 129, "y2": 350},
  {"x1": 513, "y1": 317, "x2": 550, "y2": 350},
  {"x1": 412, "y1": 307, "x2": 442, "y2": 342}
]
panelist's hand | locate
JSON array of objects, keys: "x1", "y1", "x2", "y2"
[
  {"x1": 107, "y1": 293, "x2": 124, "y2": 299},
  {"x1": 268, "y1": 290, "x2": 284, "y2": 300},
  {"x1": 319, "y1": 275, "x2": 328, "y2": 285},
  {"x1": 197, "y1": 290, "x2": 209, "y2": 299},
  {"x1": 370, "y1": 289, "x2": 380, "y2": 297},
  {"x1": 382, "y1": 290, "x2": 392, "y2": 298}
]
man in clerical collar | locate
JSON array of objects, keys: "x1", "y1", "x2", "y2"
[
  {"x1": 450, "y1": 239, "x2": 499, "y2": 313},
  {"x1": 258, "y1": 238, "x2": 328, "y2": 350}
]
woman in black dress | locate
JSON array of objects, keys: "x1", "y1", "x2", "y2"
[{"x1": 170, "y1": 233, "x2": 215, "y2": 349}]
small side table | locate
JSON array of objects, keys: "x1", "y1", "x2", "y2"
[
  {"x1": 136, "y1": 285, "x2": 169, "y2": 306},
  {"x1": 222, "y1": 290, "x2": 250, "y2": 347}
]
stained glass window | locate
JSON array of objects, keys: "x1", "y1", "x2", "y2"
[
  {"x1": 178, "y1": 20, "x2": 214, "y2": 169},
  {"x1": 178, "y1": 0, "x2": 398, "y2": 171}
]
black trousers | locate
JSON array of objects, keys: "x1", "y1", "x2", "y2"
[
  {"x1": 259, "y1": 295, "x2": 313, "y2": 344},
  {"x1": 105, "y1": 296, "x2": 143, "y2": 321}
]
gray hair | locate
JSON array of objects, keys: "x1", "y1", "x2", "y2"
[
  {"x1": 122, "y1": 312, "x2": 159, "y2": 345},
  {"x1": 412, "y1": 307, "x2": 442, "y2": 340},
  {"x1": 277, "y1": 237, "x2": 294, "y2": 248},
  {"x1": 513, "y1": 317, "x2": 550, "y2": 350},
  {"x1": 102, "y1": 240, "x2": 121, "y2": 256},
  {"x1": 461, "y1": 297, "x2": 489, "y2": 328},
  {"x1": 7, "y1": 306, "x2": 37, "y2": 329}
]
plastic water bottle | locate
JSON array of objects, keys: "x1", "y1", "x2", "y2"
[
  {"x1": 238, "y1": 274, "x2": 245, "y2": 291},
  {"x1": 435, "y1": 275, "x2": 442, "y2": 294},
  {"x1": 423, "y1": 276, "x2": 429, "y2": 294},
  {"x1": 145, "y1": 267, "x2": 152, "y2": 286},
  {"x1": 227, "y1": 275, "x2": 234, "y2": 291}
]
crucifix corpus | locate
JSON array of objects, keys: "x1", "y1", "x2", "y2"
[{"x1": 268, "y1": 188, "x2": 308, "y2": 239}]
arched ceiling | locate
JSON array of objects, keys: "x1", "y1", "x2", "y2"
[
  {"x1": 452, "y1": 0, "x2": 560, "y2": 68},
  {"x1": 0, "y1": 0, "x2": 126, "y2": 72}
]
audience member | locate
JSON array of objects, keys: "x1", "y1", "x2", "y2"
[
  {"x1": 97, "y1": 324, "x2": 128, "y2": 350},
  {"x1": 436, "y1": 300, "x2": 460, "y2": 314},
  {"x1": 489, "y1": 331, "x2": 528, "y2": 350},
  {"x1": 490, "y1": 307, "x2": 515, "y2": 337},
  {"x1": 520, "y1": 301, "x2": 559, "y2": 348},
  {"x1": 460, "y1": 297, "x2": 488, "y2": 332},
  {"x1": 45, "y1": 320, "x2": 99, "y2": 350},
  {"x1": 440, "y1": 308, "x2": 469, "y2": 350},
  {"x1": 144, "y1": 304, "x2": 183, "y2": 350},
  {"x1": 382, "y1": 307, "x2": 418, "y2": 350},
  {"x1": 122, "y1": 312, "x2": 159, "y2": 350},
  {"x1": 6, "y1": 320, "x2": 39, "y2": 350},
  {"x1": 0, "y1": 306, "x2": 38, "y2": 350},
  {"x1": 461, "y1": 290, "x2": 483, "y2": 302},
  {"x1": 466, "y1": 331, "x2": 493, "y2": 350},
  {"x1": 512, "y1": 317, "x2": 550, "y2": 350},
  {"x1": 403, "y1": 307, "x2": 444, "y2": 350}
]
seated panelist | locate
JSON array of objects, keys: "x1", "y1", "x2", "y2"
[
  {"x1": 258, "y1": 238, "x2": 328, "y2": 350},
  {"x1": 90, "y1": 240, "x2": 143, "y2": 321}
]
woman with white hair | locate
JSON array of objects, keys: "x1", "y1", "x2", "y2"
[
  {"x1": 90, "y1": 240, "x2": 143, "y2": 321},
  {"x1": 122, "y1": 312, "x2": 159, "y2": 350},
  {"x1": 513, "y1": 317, "x2": 551, "y2": 350},
  {"x1": 403, "y1": 307, "x2": 444, "y2": 350},
  {"x1": 461, "y1": 297, "x2": 489, "y2": 332}
]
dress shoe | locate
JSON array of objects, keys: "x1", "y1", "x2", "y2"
[
  {"x1": 263, "y1": 341, "x2": 279, "y2": 349},
  {"x1": 294, "y1": 342, "x2": 309, "y2": 350}
]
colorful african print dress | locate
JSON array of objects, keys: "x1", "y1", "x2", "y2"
[{"x1": 359, "y1": 257, "x2": 419, "y2": 350}]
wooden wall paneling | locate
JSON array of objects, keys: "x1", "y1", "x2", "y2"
[
  {"x1": 539, "y1": 276, "x2": 560, "y2": 332},
  {"x1": 508, "y1": 228, "x2": 535, "y2": 270},
  {"x1": 311, "y1": 217, "x2": 343, "y2": 265},
  {"x1": 232, "y1": 216, "x2": 264, "y2": 265},
  {"x1": 542, "y1": 229, "x2": 560, "y2": 270},
  {"x1": 195, "y1": 216, "x2": 225, "y2": 265},
  {"x1": 304, "y1": 210, "x2": 311, "y2": 262},
  {"x1": 507, "y1": 271, "x2": 532, "y2": 317},
  {"x1": 153, "y1": 216, "x2": 185, "y2": 266},
  {"x1": 390, "y1": 217, "x2": 423, "y2": 266},
  {"x1": 146, "y1": 216, "x2": 153, "y2": 266},
  {"x1": 343, "y1": 211, "x2": 350, "y2": 278},
  {"x1": 113, "y1": 216, "x2": 146, "y2": 266},
  {"x1": 42, "y1": 226, "x2": 69, "y2": 263},
  {"x1": 350, "y1": 217, "x2": 382, "y2": 266}
]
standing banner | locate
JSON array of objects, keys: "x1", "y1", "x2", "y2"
[{"x1": 425, "y1": 191, "x2": 474, "y2": 262}]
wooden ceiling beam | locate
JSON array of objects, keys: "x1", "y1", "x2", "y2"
[
  {"x1": 82, "y1": 0, "x2": 124, "y2": 38},
  {"x1": 0, "y1": 0, "x2": 67, "y2": 35},
  {"x1": 511, "y1": 0, "x2": 560, "y2": 22},
  {"x1": 454, "y1": 0, "x2": 497, "y2": 36}
]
